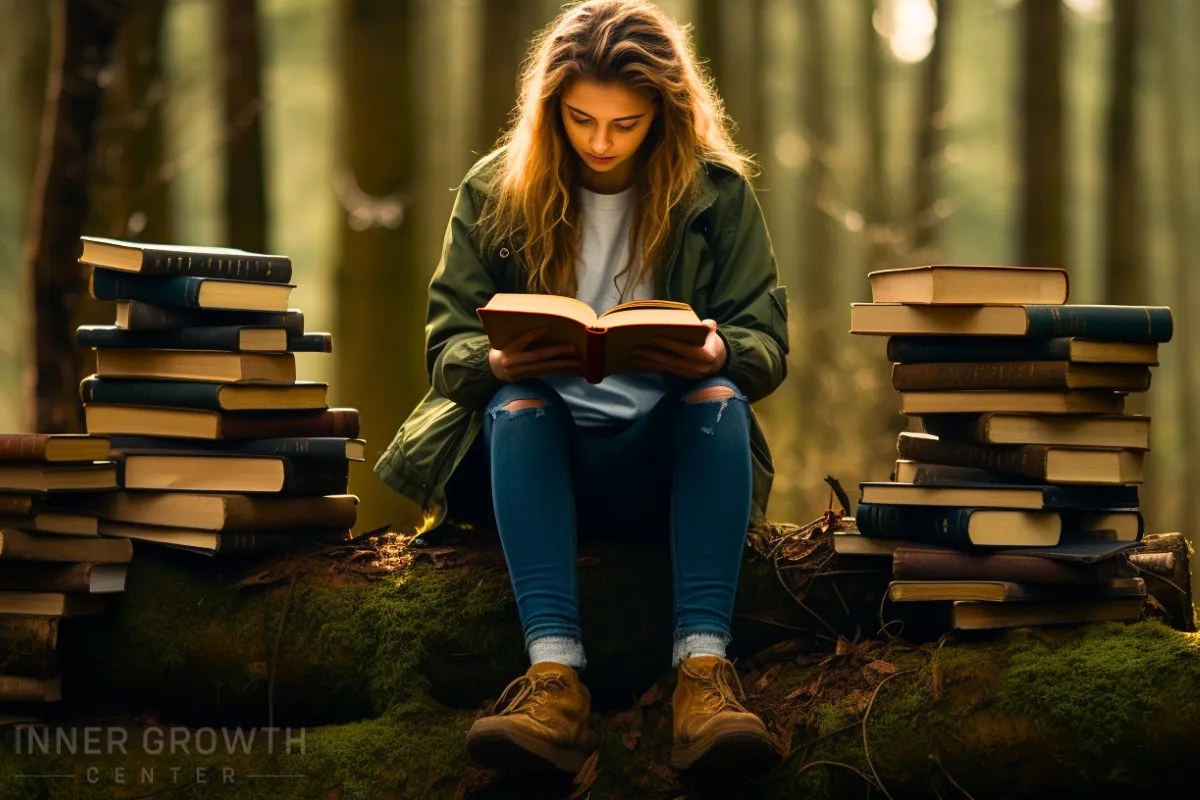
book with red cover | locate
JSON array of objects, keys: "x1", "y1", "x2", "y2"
[
  {"x1": 0, "y1": 434, "x2": 111, "y2": 464},
  {"x1": 478, "y1": 294, "x2": 709, "y2": 383}
]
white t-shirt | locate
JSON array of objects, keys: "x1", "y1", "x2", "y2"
[{"x1": 543, "y1": 185, "x2": 670, "y2": 426}]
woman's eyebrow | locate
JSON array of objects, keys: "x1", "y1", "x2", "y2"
[{"x1": 564, "y1": 104, "x2": 646, "y2": 122}]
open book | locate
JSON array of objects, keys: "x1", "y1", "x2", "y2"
[{"x1": 477, "y1": 294, "x2": 709, "y2": 383}]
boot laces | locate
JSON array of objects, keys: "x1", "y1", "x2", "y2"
[
  {"x1": 491, "y1": 673, "x2": 570, "y2": 721},
  {"x1": 688, "y1": 659, "x2": 751, "y2": 714}
]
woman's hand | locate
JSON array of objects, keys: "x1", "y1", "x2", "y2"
[
  {"x1": 489, "y1": 327, "x2": 583, "y2": 382},
  {"x1": 630, "y1": 318, "x2": 727, "y2": 379}
]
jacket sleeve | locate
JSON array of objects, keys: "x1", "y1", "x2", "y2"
[
  {"x1": 707, "y1": 176, "x2": 790, "y2": 403},
  {"x1": 425, "y1": 181, "x2": 506, "y2": 410}
]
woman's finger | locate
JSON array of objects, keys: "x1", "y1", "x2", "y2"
[
  {"x1": 505, "y1": 327, "x2": 551, "y2": 353},
  {"x1": 509, "y1": 358, "x2": 582, "y2": 378},
  {"x1": 504, "y1": 343, "x2": 578, "y2": 366}
]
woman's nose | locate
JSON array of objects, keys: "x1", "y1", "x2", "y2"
[{"x1": 590, "y1": 130, "x2": 611, "y2": 154}]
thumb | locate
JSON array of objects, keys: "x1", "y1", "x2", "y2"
[{"x1": 701, "y1": 318, "x2": 718, "y2": 332}]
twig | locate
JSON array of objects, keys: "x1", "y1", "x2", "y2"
[
  {"x1": 929, "y1": 753, "x2": 978, "y2": 800},
  {"x1": 732, "y1": 612, "x2": 825, "y2": 637},
  {"x1": 772, "y1": 549, "x2": 840, "y2": 638},
  {"x1": 862, "y1": 669, "x2": 917, "y2": 800},
  {"x1": 1130, "y1": 562, "x2": 1188, "y2": 596},
  {"x1": 793, "y1": 759, "x2": 882, "y2": 792},
  {"x1": 830, "y1": 579, "x2": 852, "y2": 619},
  {"x1": 876, "y1": 593, "x2": 903, "y2": 642},
  {"x1": 268, "y1": 571, "x2": 300, "y2": 730}
]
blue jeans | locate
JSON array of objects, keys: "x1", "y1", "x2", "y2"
[{"x1": 482, "y1": 375, "x2": 753, "y2": 652}]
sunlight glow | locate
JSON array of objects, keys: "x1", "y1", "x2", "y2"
[{"x1": 873, "y1": 0, "x2": 938, "y2": 64}]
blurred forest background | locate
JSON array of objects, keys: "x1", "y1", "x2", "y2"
[{"x1": 0, "y1": 0, "x2": 1198, "y2": 548}]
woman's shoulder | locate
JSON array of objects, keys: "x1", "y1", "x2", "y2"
[{"x1": 461, "y1": 147, "x2": 508, "y2": 195}]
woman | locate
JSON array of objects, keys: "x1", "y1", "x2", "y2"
[{"x1": 375, "y1": 0, "x2": 789, "y2": 774}]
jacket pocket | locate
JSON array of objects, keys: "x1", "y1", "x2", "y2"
[{"x1": 769, "y1": 285, "x2": 789, "y2": 321}]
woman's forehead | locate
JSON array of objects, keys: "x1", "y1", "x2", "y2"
[{"x1": 561, "y1": 79, "x2": 654, "y2": 117}]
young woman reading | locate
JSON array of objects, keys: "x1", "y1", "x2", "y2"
[{"x1": 376, "y1": 0, "x2": 790, "y2": 774}]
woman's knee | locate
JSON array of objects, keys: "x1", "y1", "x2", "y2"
[
  {"x1": 486, "y1": 379, "x2": 562, "y2": 416},
  {"x1": 680, "y1": 375, "x2": 744, "y2": 404}
]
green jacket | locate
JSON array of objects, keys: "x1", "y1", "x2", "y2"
[{"x1": 375, "y1": 152, "x2": 790, "y2": 534}]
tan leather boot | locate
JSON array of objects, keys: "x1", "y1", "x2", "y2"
[
  {"x1": 670, "y1": 655, "x2": 780, "y2": 771},
  {"x1": 466, "y1": 662, "x2": 592, "y2": 772}
]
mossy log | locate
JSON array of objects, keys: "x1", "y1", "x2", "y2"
[
  {"x1": 7, "y1": 620, "x2": 1200, "y2": 800},
  {"x1": 57, "y1": 528, "x2": 842, "y2": 726}
]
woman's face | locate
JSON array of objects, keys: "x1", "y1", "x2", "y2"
[{"x1": 559, "y1": 78, "x2": 657, "y2": 189}]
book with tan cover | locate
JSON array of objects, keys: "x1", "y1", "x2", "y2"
[{"x1": 477, "y1": 294, "x2": 709, "y2": 383}]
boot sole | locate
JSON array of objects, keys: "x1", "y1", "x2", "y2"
[
  {"x1": 466, "y1": 724, "x2": 588, "y2": 773},
  {"x1": 670, "y1": 731, "x2": 780, "y2": 772}
]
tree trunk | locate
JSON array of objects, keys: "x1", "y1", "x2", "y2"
[
  {"x1": 860, "y1": 0, "x2": 888, "y2": 299},
  {"x1": 1152, "y1": 0, "x2": 1196, "y2": 551},
  {"x1": 332, "y1": 0, "x2": 427, "y2": 534},
  {"x1": 217, "y1": 0, "x2": 268, "y2": 252},
  {"x1": 1018, "y1": 0, "x2": 1064, "y2": 268},
  {"x1": 1103, "y1": 0, "x2": 1139, "y2": 305},
  {"x1": 719, "y1": 0, "x2": 765, "y2": 163},
  {"x1": 911, "y1": 0, "x2": 949, "y2": 252},
  {"x1": 23, "y1": 0, "x2": 127, "y2": 434},
  {"x1": 478, "y1": 0, "x2": 526, "y2": 155},
  {"x1": 692, "y1": 0, "x2": 722, "y2": 85},
  {"x1": 799, "y1": 0, "x2": 834, "y2": 432}
]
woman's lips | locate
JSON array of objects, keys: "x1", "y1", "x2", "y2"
[{"x1": 586, "y1": 153, "x2": 615, "y2": 164}]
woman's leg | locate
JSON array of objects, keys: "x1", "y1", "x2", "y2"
[
  {"x1": 662, "y1": 375, "x2": 753, "y2": 663},
  {"x1": 483, "y1": 379, "x2": 586, "y2": 668}
]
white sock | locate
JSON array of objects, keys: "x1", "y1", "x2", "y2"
[
  {"x1": 528, "y1": 636, "x2": 587, "y2": 670},
  {"x1": 673, "y1": 632, "x2": 729, "y2": 666}
]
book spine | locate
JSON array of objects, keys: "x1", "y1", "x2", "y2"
[
  {"x1": 221, "y1": 495, "x2": 359, "y2": 531},
  {"x1": 213, "y1": 532, "x2": 314, "y2": 554},
  {"x1": 288, "y1": 333, "x2": 333, "y2": 353},
  {"x1": 0, "y1": 435, "x2": 50, "y2": 462},
  {"x1": 120, "y1": 303, "x2": 304, "y2": 335},
  {"x1": 585, "y1": 328, "x2": 606, "y2": 384},
  {"x1": 0, "y1": 528, "x2": 132, "y2": 562},
  {"x1": 1024, "y1": 306, "x2": 1174, "y2": 343},
  {"x1": 893, "y1": 361, "x2": 1073, "y2": 391},
  {"x1": 219, "y1": 409, "x2": 361, "y2": 440},
  {"x1": 109, "y1": 436, "x2": 355, "y2": 460},
  {"x1": 137, "y1": 248, "x2": 292, "y2": 283},
  {"x1": 1043, "y1": 485, "x2": 1140, "y2": 510},
  {"x1": 903, "y1": 462, "x2": 1038, "y2": 486},
  {"x1": 887, "y1": 336, "x2": 1070, "y2": 363},
  {"x1": 277, "y1": 459, "x2": 350, "y2": 495},
  {"x1": 91, "y1": 268, "x2": 204, "y2": 309},
  {"x1": 897, "y1": 435, "x2": 1049, "y2": 481},
  {"x1": 892, "y1": 548, "x2": 1129, "y2": 585},
  {"x1": 0, "y1": 495, "x2": 35, "y2": 515},
  {"x1": 855, "y1": 503, "x2": 973, "y2": 547},
  {"x1": 917, "y1": 414, "x2": 991, "y2": 443},
  {"x1": 80, "y1": 378, "x2": 224, "y2": 410},
  {"x1": 0, "y1": 562, "x2": 99, "y2": 593},
  {"x1": 77, "y1": 325, "x2": 262, "y2": 351}
]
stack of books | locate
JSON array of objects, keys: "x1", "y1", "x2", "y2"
[
  {"x1": 0, "y1": 433, "x2": 132, "y2": 703},
  {"x1": 64, "y1": 237, "x2": 363, "y2": 555},
  {"x1": 843, "y1": 264, "x2": 1169, "y2": 631}
]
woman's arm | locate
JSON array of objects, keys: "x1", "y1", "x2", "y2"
[
  {"x1": 425, "y1": 181, "x2": 507, "y2": 410},
  {"x1": 706, "y1": 176, "x2": 790, "y2": 403}
]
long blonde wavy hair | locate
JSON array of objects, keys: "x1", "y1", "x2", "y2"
[{"x1": 476, "y1": 0, "x2": 753, "y2": 297}]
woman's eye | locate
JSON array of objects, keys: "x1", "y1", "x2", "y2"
[
  {"x1": 615, "y1": 123, "x2": 636, "y2": 133},
  {"x1": 571, "y1": 117, "x2": 591, "y2": 125}
]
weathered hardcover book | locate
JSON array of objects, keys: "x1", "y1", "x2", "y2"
[
  {"x1": 0, "y1": 434, "x2": 111, "y2": 464},
  {"x1": 62, "y1": 491, "x2": 359, "y2": 531},
  {"x1": 917, "y1": 413, "x2": 1151, "y2": 450},
  {"x1": 891, "y1": 546, "x2": 1136, "y2": 584},
  {"x1": 855, "y1": 503, "x2": 1062, "y2": 547},
  {"x1": 80, "y1": 377, "x2": 327, "y2": 412},
  {"x1": 859, "y1": 481, "x2": 1140, "y2": 510},
  {"x1": 122, "y1": 454, "x2": 350, "y2": 495},
  {"x1": 115, "y1": 302, "x2": 304, "y2": 335},
  {"x1": 83, "y1": 406, "x2": 360, "y2": 440},
  {"x1": 868, "y1": 265, "x2": 1070, "y2": 305},
  {"x1": 89, "y1": 268, "x2": 293, "y2": 313},
  {"x1": 891, "y1": 361, "x2": 1151, "y2": 392},
  {"x1": 0, "y1": 561, "x2": 126, "y2": 593},
  {"x1": 897, "y1": 432, "x2": 1144, "y2": 484},
  {"x1": 79, "y1": 236, "x2": 292, "y2": 282},
  {"x1": 109, "y1": 436, "x2": 365, "y2": 461},
  {"x1": 0, "y1": 528, "x2": 132, "y2": 563},
  {"x1": 851, "y1": 304, "x2": 1173, "y2": 342},
  {"x1": 886, "y1": 336, "x2": 1159, "y2": 365}
]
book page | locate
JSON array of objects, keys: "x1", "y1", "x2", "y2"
[{"x1": 599, "y1": 308, "x2": 709, "y2": 374}]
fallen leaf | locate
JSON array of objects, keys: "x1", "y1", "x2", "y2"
[
  {"x1": 835, "y1": 636, "x2": 852, "y2": 656},
  {"x1": 647, "y1": 762, "x2": 677, "y2": 783},
  {"x1": 755, "y1": 662, "x2": 783, "y2": 691},
  {"x1": 566, "y1": 751, "x2": 600, "y2": 799},
  {"x1": 753, "y1": 638, "x2": 808, "y2": 661},
  {"x1": 232, "y1": 570, "x2": 288, "y2": 589},
  {"x1": 621, "y1": 730, "x2": 641, "y2": 750},
  {"x1": 784, "y1": 673, "x2": 823, "y2": 701},
  {"x1": 637, "y1": 682, "x2": 663, "y2": 707},
  {"x1": 863, "y1": 660, "x2": 900, "y2": 677},
  {"x1": 931, "y1": 663, "x2": 944, "y2": 700},
  {"x1": 576, "y1": 555, "x2": 602, "y2": 567}
]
